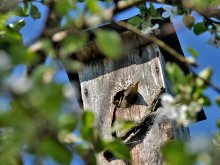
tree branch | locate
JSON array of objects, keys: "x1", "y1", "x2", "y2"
[{"x1": 116, "y1": 21, "x2": 199, "y2": 67}]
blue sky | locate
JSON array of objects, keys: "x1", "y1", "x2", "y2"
[
  {"x1": 17, "y1": 1, "x2": 220, "y2": 164},
  {"x1": 176, "y1": 22, "x2": 220, "y2": 137}
]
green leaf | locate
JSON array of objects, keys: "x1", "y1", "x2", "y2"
[
  {"x1": 55, "y1": 0, "x2": 75, "y2": 15},
  {"x1": 16, "y1": 6, "x2": 29, "y2": 17},
  {"x1": 39, "y1": 138, "x2": 72, "y2": 164},
  {"x1": 8, "y1": 19, "x2": 25, "y2": 31},
  {"x1": 166, "y1": 63, "x2": 185, "y2": 93},
  {"x1": 59, "y1": 114, "x2": 77, "y2": 131},
  {"x1": 187, "y1": 48, "x2": 198, "y2": 58},
  {"x1": 195, "y1": 67, "x2": 212, "y2": 88},
  {"x1": 183, "y1": 14, "x2": 195, "y2": 29},
  {"x1": 96, "y1": 29, "x2": 122, "y2": 59},
  {"x1": 86, "y1": 0, "x2": 100, "y2": 13},
  {"x1": 30, "y1": 5, "x2": 41, "y2": 20},
  {"x1": 81, "y1": 111, "x2": 94, "y2": 128},
  {"x1": 195, "y1": 77, "x2": 205, "y2": 88},
  {"x1": 137, "y1": 4, "x2": 148, "y2": 14},
  {"x1": 128, "y1": 16, "x2": 143, "y2": 27},
  {"x1": 149, "y1": 3, "x2": 157, "y2": 16},
  {"x1": 162, "y1": 141, "x2": 196, "y2": 165},
  {"x1": 60, "y1": 35, "x2": 87, "y2": 58},
  {"x1": 216, "y1": 96, "x2": 220, "y2": 106},
  {"x1": 198, "y1": 95, "x2": 211, "y2": 106},
  {"x1": 80, "y1": 111, "x2": 95, "y2": 140},
  {"x1": 105, "y1": 139, "x2": 131, "y2": 161},
  {"x1": 193, "y1": 22, "x2": 207, "y2": 35},
  {"x1": 61, "y1": 59, "x2": 82, "y2": 72}
]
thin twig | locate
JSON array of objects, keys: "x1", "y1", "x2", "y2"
[{"x1": 116, "y1": 21, "x2": 199, "y2": 67}]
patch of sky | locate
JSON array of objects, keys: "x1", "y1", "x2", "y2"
[
  {"x1": 173, "y1": 13, "x2": 220, "y2": 136},
  {"x1": 23, "y1": 153, "x2": 62, "y2": 165},
  {"x1": 7, "y1": 1, "x2": 49, "y2": 46},
  {"x1": 71, "y1": 153, "x2": 86, "y2": 165},
  {"x1": 0, "y1": 96, "x2": 11, "y2": 111}
]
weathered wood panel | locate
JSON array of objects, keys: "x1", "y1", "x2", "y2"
[{"x1": 78, "y1": 43, "x2": 189, "y2": 165}]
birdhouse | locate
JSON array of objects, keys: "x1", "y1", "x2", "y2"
[{"x1": 67, "y1": 18, "x2": 206, "y2": 165}]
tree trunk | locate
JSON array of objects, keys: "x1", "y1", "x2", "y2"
[{"x1": 78, "y1": 37, "x2": 189, "y2": 164}]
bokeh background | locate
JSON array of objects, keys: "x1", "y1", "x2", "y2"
[{"x1": 11, "y1": 2, "x2": 220, "y2": 164}]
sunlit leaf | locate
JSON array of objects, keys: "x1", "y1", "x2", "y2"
[
  {"x1": 80, "y1": 111, "x2": 95, "y2": 140},
  {"x1": 187, "y1": 47, "x2": 198, "y2": 58},
  {"x1": 59, "y1": 114, "x2": 77, "y2": 131},
  {"x1": 166, "y1": 63, "x2": 185, "y2": 93},
  {"x1": 96, "y1": 29, "x2": 122, "y2": 59},
  {"x1": 81, "y1": 111, "x2": 94, "y2": 128},
  {"x1": 86, "y1": 0, "x2": 101, "y2": 13},
  {"x1": 128, "y1": 16, "x2": 142, "y2": 27}
]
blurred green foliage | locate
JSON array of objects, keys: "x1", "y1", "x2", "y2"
[{"x1": 0, "y1": 0, "x2": 220, "y2": 165}]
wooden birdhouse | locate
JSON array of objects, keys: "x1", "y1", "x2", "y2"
[{"x1": 67, "y1": 18, "x2": 206, "y2": 165}]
